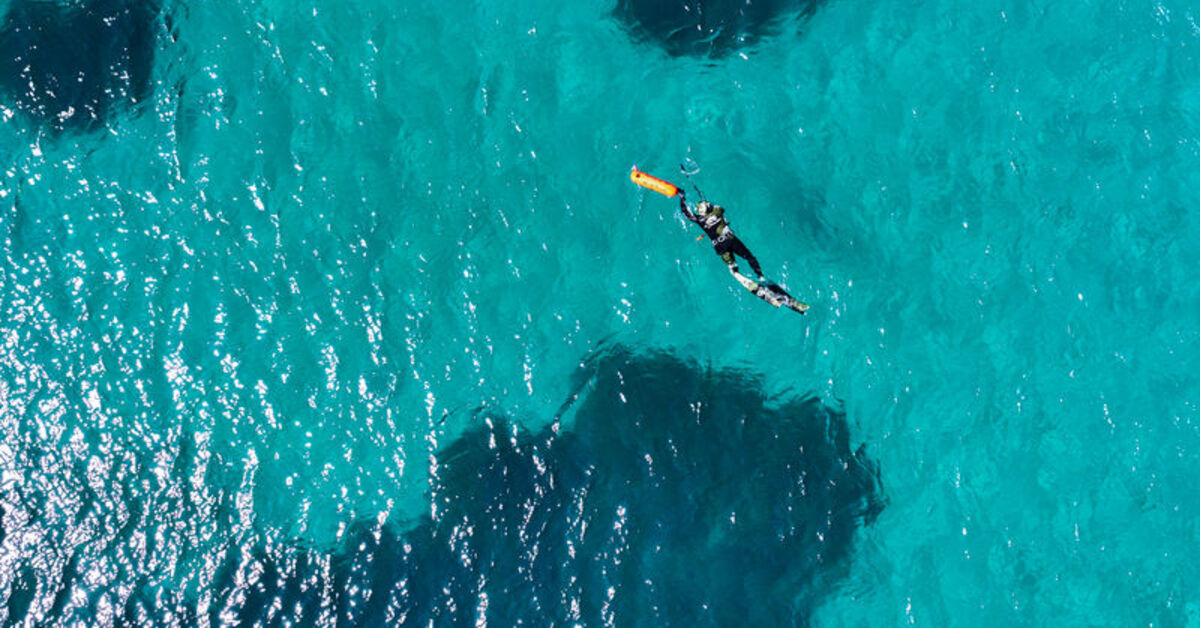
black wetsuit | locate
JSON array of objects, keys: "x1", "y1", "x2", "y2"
[{"x1": 679, "y1": 196, "x2": 764, "y2": 277}]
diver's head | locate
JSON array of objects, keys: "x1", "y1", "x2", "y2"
[{"x1": 697, "y1": 201, "x2": 713, "y2": 216}]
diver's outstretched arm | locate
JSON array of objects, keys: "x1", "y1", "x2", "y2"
[{"x1": 678, "y1": 194, "x2": 700, "y2": 225}]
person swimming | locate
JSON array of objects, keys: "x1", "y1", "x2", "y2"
[
  {"x1": 678, "y1": 196, "x2": 764, "y2": 278},
  {"x1": 678, "y1": 193, "x2": 808, "y2": 314}
]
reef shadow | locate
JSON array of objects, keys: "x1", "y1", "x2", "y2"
[
  {"x1": 613, "y1": 0, "x2": 825, "y2": 58},
  {"x1": 151, "y1": 347, "x2": 884, "y2": 626},
  {"x1": 0, "y1": 0, "x2": 162, "y2": 133}
]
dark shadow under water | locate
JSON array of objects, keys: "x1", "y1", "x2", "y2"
[
  {"x1": 614, "y1": 0, "x2": 824, "y2": 58},
  {"x1": 0, "y1": 0, "x2": 161, "y2": 133},
  {"x1": 207, "y1": 347, "x2": 884, "y2": 626}
]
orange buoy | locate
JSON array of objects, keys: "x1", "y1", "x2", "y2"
[{"x1": 630, "y1": 166, "x2": 679, "y2": 197}]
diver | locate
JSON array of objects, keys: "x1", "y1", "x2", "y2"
[
  {"x1": 679, "y1": 193, "x2": 808, "y2": 314},
  {"x1": 679, "y1": 195, "x2": 765, "y2": 279}
]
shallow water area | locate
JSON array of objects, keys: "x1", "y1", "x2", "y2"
[{"x1": 2, "y1": 0, "x2": 1200, "y2": 624}]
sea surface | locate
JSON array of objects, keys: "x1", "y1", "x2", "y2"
[{"x1": 2, "y1": 0, "x2": 1199, "y2": 625}]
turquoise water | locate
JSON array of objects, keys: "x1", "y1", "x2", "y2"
[{"x1": 2, "y1": 0, "x2": 1200, "y2": 624}]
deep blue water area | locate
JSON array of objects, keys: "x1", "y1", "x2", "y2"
[
  {"x1": 614, "y1": 0, "x2": 823, "y2": 58},
  {"x1": 196, "y1": 348, "x2": 881, "y2": 625},
  {"x1": 0, "y1": 0, "x2": 161, "y2": 133}
]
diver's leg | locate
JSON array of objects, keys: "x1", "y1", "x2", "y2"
[
  {"x1": 733, "y1": 271, "x2": 806, "y2": 312},
  {"x1": 715, "y1": 240, "x2": 739, "y2": 274},
  {"x1": 731, "y1": 238, "x2": 764, "y2": 278},
  {"x1": 733, "y1": 271, "x2": 782, "y2": 306}
]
